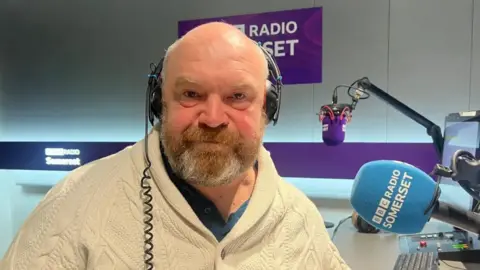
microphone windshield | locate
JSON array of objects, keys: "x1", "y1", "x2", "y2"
[
  {"x1": 350, "y1": 160, "x2": 437, "y2": 234},
  {"x1": 322, "y1": 116, "x2": 346, "y2": 146}
]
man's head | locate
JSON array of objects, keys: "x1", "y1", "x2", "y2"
[{"x1": 159, "y1": 22, "x2": 270, "y2": 187}]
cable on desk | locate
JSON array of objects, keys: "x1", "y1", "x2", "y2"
[
  {"x1": 439, "y1": 260, "x2": 466, "y2": 270},
  {"x1": 331, "y1": 215, "x2": 352, "y2": 241},
  {"x1": 473, "y1": 201, "x2": 480, "y2": 213}
]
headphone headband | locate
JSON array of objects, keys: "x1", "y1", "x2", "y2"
[{"x1": 147, "y1": 44, "x2": 283, "y2": 126}]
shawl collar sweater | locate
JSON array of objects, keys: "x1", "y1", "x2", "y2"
[{"x1": 1, "y1": 128, "x2": 350, "y2": 270}]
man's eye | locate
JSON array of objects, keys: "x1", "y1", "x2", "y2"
[
  {"x1": 232, "y1": 93, "x2": 246, "y2": 100},
  {"x1": 183, "y1": 91, "x2": 199, "y2": 98}
]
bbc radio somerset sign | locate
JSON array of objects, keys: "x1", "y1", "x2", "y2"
[
  {"x1": 233, "y1": 22, "x2": 299, "y2": 57},
  {"x1": 44, "y1": 148, "x2": 81, "y2": 166},
  {"x1": 0, "y1": 142, "x2": 132, "y2": 171},
  {"x1": 177, "y1": 7, "x2": 323, "y2": 85}
]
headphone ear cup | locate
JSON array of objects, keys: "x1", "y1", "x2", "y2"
[
  {"x1": 359, "y1": 219, "x2": 370, "y2": 232},
  {"x1": 369, "y1": 225, "x2": 380, "y2": 233},
  {"x1": 360, "y1": 218, "x2": 380, "y2": 234},
  {"x1": 352, "y1": 212, "x2": 380, "y2": 234},
  {"x1": 357, "y1": 218, "x2": 368, "y2": 233},
  {"x1": 265, "y1": 82, "x2": 278, "y2": 123},
  {"x1": 150, "y1": 86, "x2": 162, "y2": 121}
]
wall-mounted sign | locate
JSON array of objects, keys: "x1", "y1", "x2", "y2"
[
  {"x1": 0, "y1": 142, "x2": 132, "y2": 171},
  {"x1": 178, "y1": 7, "x2": 323, "y2": 85},
  {"x1": 44, "y1": 148, "x2": 82, "y2": 166}
]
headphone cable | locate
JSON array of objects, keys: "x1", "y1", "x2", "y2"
[
  {"x1": 142, "y1": 85, "x2": 155, "y2": 270},
  {"x1": 331, "y1": 215, "x2": 352, "y2": 241}
]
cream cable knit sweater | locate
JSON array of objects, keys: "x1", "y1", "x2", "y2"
[{"x1": 1, "y1": 129, "x2": 350, "y2": 270}]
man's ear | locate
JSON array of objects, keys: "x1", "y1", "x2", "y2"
[
  {"x1": 265, "y1": 80, "x2": 272, "y2": 91},
  {"x1": 263, "y1": 80, "x2": 272, "y2": 107}
]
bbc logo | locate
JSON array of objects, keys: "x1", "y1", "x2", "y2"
[
  {"x1": 379, "y1": 198, "x2": 390, "y2": 209},
  {"x1": 372, "y1": 215, "x2": 383, "y2": 225},
  {"x1": 375, "y1": 207, "x2": 386, "y2": 217},
  {"x1": 233, "y1": 24, "x2": 246, "y2": 33}
]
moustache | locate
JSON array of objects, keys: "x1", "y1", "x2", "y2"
[{"x1": 181, "y1": 127, "x2": 239, "y2": 145}]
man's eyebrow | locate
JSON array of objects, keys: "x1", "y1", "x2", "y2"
[
  {"x1": 231, "y1": 82, "x2": 256, "y2": 91},
  {"x1": 172, "y1": 77, "x2": 256, "y2": 92},
  {"x1": 174, "y1": 77, "x2": 198, "y2": 88}
]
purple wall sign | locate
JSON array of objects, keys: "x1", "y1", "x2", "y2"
[{"x1": 177, "y1": 7, "x2": 323, "y2": 85}]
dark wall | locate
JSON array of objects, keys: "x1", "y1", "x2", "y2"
[
  {"x1": 0, "y1": 0, "x2": 308, "y2": 141},
  {"x1": 1, "y1": 1, "x2": 180, "y2": 141}
]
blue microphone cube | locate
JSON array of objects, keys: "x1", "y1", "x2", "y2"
[{"x1": 350, "y1": 160, "x2": 437, "y2": 234}]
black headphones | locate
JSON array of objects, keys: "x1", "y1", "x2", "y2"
[
  {"x1": 146, "y1": 44, "x2": 283, "y2": 126},
  {"x1": 352, "y1": 211, "x2": 381, "y2": 234}
]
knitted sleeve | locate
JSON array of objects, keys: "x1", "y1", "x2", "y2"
[
  {"x1": 321, "y1": 238, "x2": 352, "y2": 270},
  {"x1": 306, "y1": 203, "x2": 351, "y2": 270},
  {"x1": 0, "y1": 174, "x2": 89, "y2": 270},
  {"x1": 285, "y1": 183, "x2": 352, "y2": 270},
  {"x1": 278, "y1": 180, "x2": 352, "y2": 270}
]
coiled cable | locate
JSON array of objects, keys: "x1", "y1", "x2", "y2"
[{"x1": 142, "y1": 83, "x2": 155, "y2": 270}]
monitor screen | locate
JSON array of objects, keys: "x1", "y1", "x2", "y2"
[{"x1": 441, "y1": 114, "x2": 480, "y2": 184}]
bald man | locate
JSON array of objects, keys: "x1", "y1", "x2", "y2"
[{"x1": 1, "y1": 22, "x2": 350, "y2": 269}]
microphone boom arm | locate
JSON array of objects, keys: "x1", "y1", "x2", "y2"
[{"x1": 356, "y1": 77, "x2": 444, "y2": 160}]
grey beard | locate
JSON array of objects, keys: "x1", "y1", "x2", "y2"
[
  {"x1": 159, "y1": 131, "x2": 244, "y2": 187},
  {"x1": 174, "y1": 148, "x2": 243, "y2": 187}
]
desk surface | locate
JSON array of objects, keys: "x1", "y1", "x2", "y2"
[{"x1": 331, "y1": 220, "x2": 479, "y2": 270}]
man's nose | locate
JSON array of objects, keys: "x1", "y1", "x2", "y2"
[{"x1": 198, "y1": 96, "x2": 229, "y2": 128}]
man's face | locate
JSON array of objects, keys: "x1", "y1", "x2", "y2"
[{"x1": 159, "y1": 46, "x2": 267, "y2": 187}]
